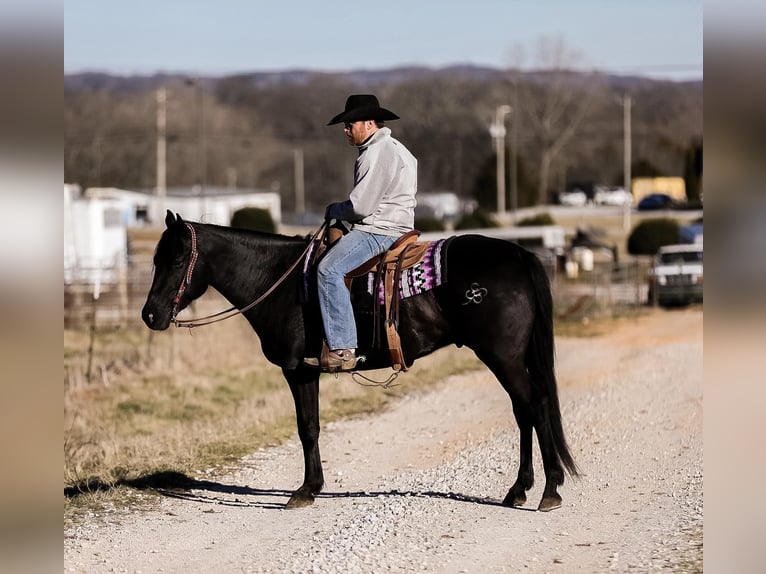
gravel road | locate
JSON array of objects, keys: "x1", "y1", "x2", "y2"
[{"x1": 65, "y1": 308, "x2": 703, "y2": 573}]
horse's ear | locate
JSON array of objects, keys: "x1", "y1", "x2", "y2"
[
  {"x1": 165, "y1": 210, "x2": 175, "y2": 228},
  {"x1": 176, "y1": 212, "x2": 184, "y2": 224}
]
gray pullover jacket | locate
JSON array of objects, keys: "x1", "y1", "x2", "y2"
[{"x1": 326, "y1": 127, "x2": 417, "y2": 236}]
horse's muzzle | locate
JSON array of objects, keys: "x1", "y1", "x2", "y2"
[{"x1": 141, "y1": 304, "x2": 169, "y2": 330}]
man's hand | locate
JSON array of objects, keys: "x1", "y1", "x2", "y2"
[
  {"x1": 324, "y1": 202, "x2": 340, "y2": 220},
  {"x1": 325, "y1": 200, "x2": 358, "y2": 222}
]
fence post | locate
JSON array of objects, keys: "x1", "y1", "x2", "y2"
[
  {"x1": 592, "y1": 266, "x2": 598, "y2": 315},
  {"x1": 117, "y1": 263, "x2": 129, "y2": 324},
  {"x1": 85, "y1": 295, "x2": 97, "y2": 383}
]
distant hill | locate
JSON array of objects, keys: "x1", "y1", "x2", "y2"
[{"x1": 64, "y1": 65, "x2": 702, "y2": 92}]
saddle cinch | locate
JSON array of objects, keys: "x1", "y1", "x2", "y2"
[{"x1": 313, "y1": 227, "x2": 429, "y2": 372}]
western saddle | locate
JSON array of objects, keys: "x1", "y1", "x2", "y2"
[{"x1": 314, "y1": 227, "x2": 430, "y2": 372}]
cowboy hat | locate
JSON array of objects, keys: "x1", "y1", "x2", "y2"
[{"x1": 327, "y1": 94, "x2": 400, "y2": 126}]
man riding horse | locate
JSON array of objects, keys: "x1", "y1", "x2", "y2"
[{"x1": 303, "y1": 94, "x2": 418, "y2": 372}]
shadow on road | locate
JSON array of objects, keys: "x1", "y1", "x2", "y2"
[{"x1": 65, "y1": 470, "x2": 524, "y2": 511}]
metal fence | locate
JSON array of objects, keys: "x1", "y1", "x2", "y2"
[
  {"x1": 551, "y1": 259, "x2": 650, "y2": 320},
  {"x1": 64, "y1": 255, "x2": 154, "y2": 329},
  {"x1": 64, "y1": 252, "x2": 650, "y2": 331}
]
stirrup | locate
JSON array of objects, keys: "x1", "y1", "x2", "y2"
[
  {"x1": 303, "y1": 349, "x2": 363, "y2": 372},
  {"x1": 329, "y1": 349, "x2": 358, "y2": 371}
]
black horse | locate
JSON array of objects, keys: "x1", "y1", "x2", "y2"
[{"x1": 142, "y1": 212, "x2": 578, "y2": 511}]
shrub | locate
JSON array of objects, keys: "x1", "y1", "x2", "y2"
[
  {"x1": 414, "y1": 217, "x2": 445, "y2": 232},
  {"x1": 230, "y1": 207, "x2": 276, "y2": 233},
  {"x1": 455, "y1": 209, "x2": 498, "y2": 230},
  {"x1": 516, "y1": 212, "x2": 555, "y2": 227},
  {"x1": 627, "y1": 218, "x2": 680, "y2": 255}
]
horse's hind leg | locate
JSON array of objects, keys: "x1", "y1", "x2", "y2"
[
  {"x1": 532, "y1": 403, "x2": 566, "y2": 511},
  {"x1": 476, "y1": 353, "x2": 535, "y2": 508},
  {"x1": 482, "y1": 354, "x2": 564, "y2": 511},
  {"x1": 535, "y1": 398, "x2": 564, "y2": 512},
  {"x1": 510, "y1": 388, "x2": 565, "y2": 511},
  {"x1": 503, "y1": 402, "x2": 535, "y2": 507},
  {"x1": 284, "y1": 367, "x2": 324, "y2": 508}
]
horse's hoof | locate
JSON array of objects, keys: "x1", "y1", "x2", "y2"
[
  {"x1": 285, "y1": 492, "x2": 315, "y2": 509},
  {"x1": 502, "y1": 491, "x2": 527, "y2": 508},
  {"x1": 537, "y1": 494, "x2": 562, "y2": 512}
]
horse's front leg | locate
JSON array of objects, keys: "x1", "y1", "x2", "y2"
[{"x1": 284, "y1": 367, "x2": 324, "y2": 508}]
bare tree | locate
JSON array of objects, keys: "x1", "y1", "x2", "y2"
[
  {"x1": 65, "y1": 67, "x2": 701, "y2": 213},
  {"x1": 510, "y1": 36, "x2": 605, "y2": 204}
]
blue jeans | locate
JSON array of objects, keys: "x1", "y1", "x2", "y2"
[{"x1": 317, "y1": 229, "x2": 398, "y2": 350}]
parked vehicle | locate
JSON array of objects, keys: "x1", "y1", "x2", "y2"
[
  {"x1": 638, "y1": 193, "x2": 674, "y2": 211},
  {"x1": 594, "y1": 186, "x2": 632, "y2": 207},
  {"x1": 558, "y1": 190, "x2": 587, "y2": 207},
  {"x1": 648, "y1": 243, "x2": 703, "y2": 307}
]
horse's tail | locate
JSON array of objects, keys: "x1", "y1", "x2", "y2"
[{"x1": 523, "y1": 250, "x2": 580, "y2": 477}]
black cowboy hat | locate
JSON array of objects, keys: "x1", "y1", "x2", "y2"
[{"x1": 327, "y1": 94, "x2": 400, "y2": 126}]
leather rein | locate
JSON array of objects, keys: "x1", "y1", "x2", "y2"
[{"x1": 170, "y1": 221, "x2": 327, "y2": 329}]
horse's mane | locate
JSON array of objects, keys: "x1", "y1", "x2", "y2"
[{"x1": 188, "y1": 220, "x2": 312, "y2": 247}]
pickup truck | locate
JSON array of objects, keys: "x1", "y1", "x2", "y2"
[{"x1": 648, "y1": 243, "x2": 703, "y2": 307}]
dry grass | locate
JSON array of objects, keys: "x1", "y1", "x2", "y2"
[
  {"x1": 64, "y1": 297, "x2": 482, "y2": 519},
  {"x1": 554, "y1": 306, "x2": 648, "y2": 338},
  {"x1": 64, "y1": 290, "x2": 632, "y2": 520}
]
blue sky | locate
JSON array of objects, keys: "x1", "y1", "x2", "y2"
[{"x1": 64, "y1": 0, "x2": 702, "y2": 80}]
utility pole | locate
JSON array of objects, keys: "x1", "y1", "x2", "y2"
[
  {"x1": 186, "y1": 77, "x2": 207, "y2": 219},
  {"x1": 197, "y1": 81, "x2": 206, "y2": 203},
  {"x1": 510, "y1": 86, "x2": 519, "y2": 221},
  {"x1": 623, "y1": 94, "x2": 632, "y2": 233},
  {"x1": 293, "y1": 148, "x2": 305, "y2": 215},
  {"x1": 156, "y1": 87, "x2": 167, "y2": 224},
  {"x1": 197, "y1": 85, "x2": 207, "y2": 197}
]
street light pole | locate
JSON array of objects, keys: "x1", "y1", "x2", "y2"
[{"x1": 490, "y1": 104, "x2": 512, "y2": 216}]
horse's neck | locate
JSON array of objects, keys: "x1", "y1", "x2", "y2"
[{"x1": 201, "y1": 227, "x2": 303, "y2": 307}]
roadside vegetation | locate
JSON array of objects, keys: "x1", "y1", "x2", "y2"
[
  {"x1": 64, "y1": 294, "x2": 643, "y2": 522},
  {"x1": 64, "y1": 314, "x2": 483, "y2": 521}
]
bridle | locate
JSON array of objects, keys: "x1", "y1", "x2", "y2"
[
  {"x1": 170, "y1": 223, "x2": 199, "y2": 321},
  {"x1": 169, "y1": 221, "x2": 326, "y2": 329}
]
